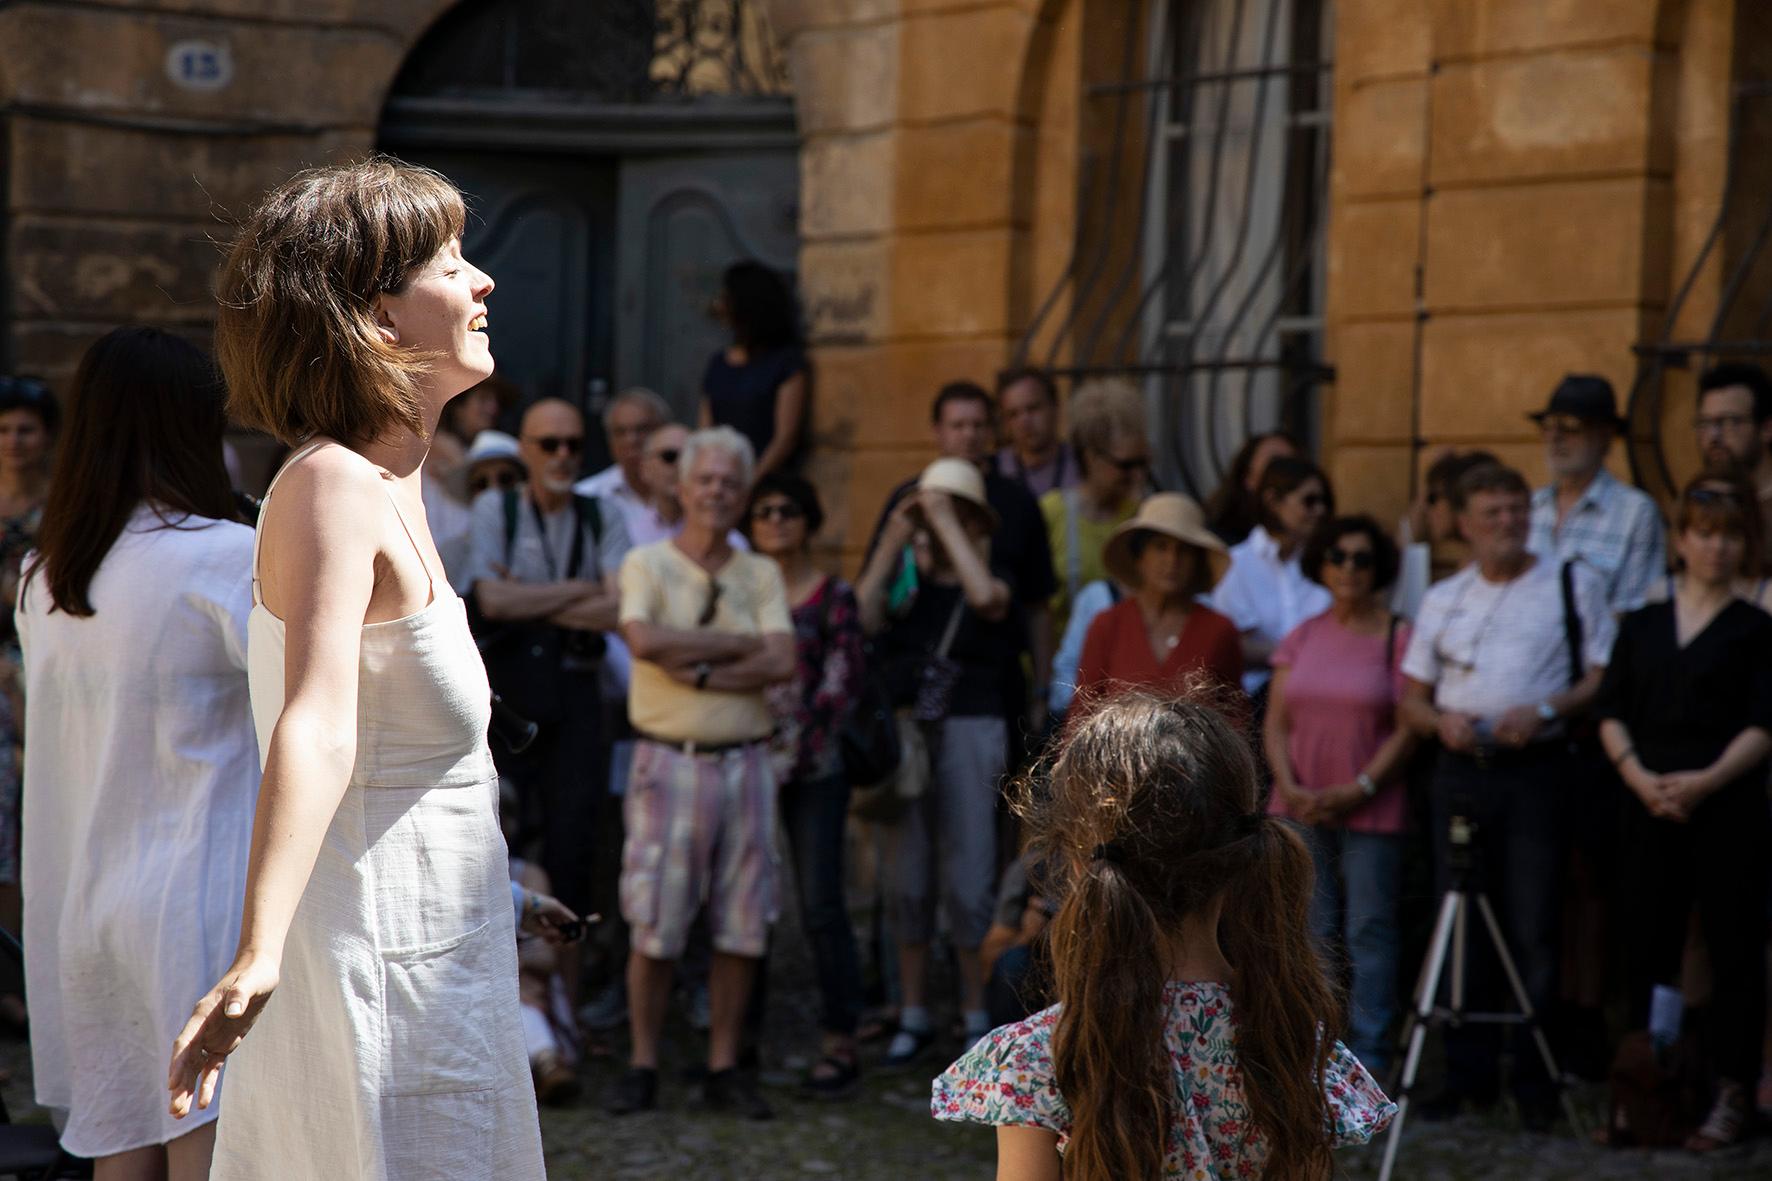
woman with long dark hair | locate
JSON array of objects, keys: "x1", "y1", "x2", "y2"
[
  {"x1": 700, "y1": 259, "x2": 809, "y2": 479},
  {"x1": 933, "y1": 691, "x2": 1395, "y2": 1179},
  {"x1": 1203, "y1": 429, "x2": 1299, "y2": 546},
  {"x1": 19, "y1": 327, "x2": 252, "y2": 1179},
  {"x1": 1209, "y1": 455, "x2": 1334, "y2": 697},
  {"x1": 165, "y1": 159, "x2": 556, "y2": 1178}
]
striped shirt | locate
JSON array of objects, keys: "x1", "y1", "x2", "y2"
[{"x1": 1528, "y1": 469, "x2": 1666, "y2": 614}]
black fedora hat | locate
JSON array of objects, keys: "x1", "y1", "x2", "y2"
[{"x1": 1527, "y1": 374, "x2": 1626, "y2": 430}]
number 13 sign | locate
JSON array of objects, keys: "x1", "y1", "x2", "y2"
[{"x1": 165, "y1": 39, "x2": 234, "y2": 92}]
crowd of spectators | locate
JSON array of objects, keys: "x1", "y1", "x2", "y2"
[{"x1": 8, "y1": 253, "x2": 1772, "y2": 1165}]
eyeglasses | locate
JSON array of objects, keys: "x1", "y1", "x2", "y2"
[
  {"x1": 526, "y1": 435, "x2": 583, "y2": 456},
  {"x1": 751, "y1": 501, "x2": 805, "y2": 523},
  {"x1": 698, "y1": 580, "x2": 724, "y2": 626},
  {"x1": 467, "y1": 467, "x2": 522, "y2": 496},
  {"x1": 1325, "y1": 547, "x2": 1375, "y2": 570},
  {"x1": 1694, "y1": 413, "x2": 1755, "y2": 435},
  {"x1": 1537, "y1": 415, "x2": 1592, "y2": 438},
  {"x1": 649, "y1": 448, "x2": 681, "y2": 465}
]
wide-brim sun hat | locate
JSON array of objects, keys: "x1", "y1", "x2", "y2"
[
  {"x1": 464, "y1": 429, "x2": 520, "y2": 472},
  {"x1": 913, "y1": 456, "x2": 1001, "y2": 531},
  {"x1": 1102, "y1": 492, "x2": 1228, "y2": 589}
]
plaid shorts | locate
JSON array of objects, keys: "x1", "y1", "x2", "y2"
[{"x1": 620, "y1": 738, "x2": 780, "y2": 960}]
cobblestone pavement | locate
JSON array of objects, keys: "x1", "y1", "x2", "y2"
[{"x1": 2, "y1": 908, "x2": 1769, "y2": 1179}]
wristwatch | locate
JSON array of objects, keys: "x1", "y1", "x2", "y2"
[
  {"x1": 1535, "y1": 700, "x2": 1558, "y2": 723},
  {"x1": 694, "y1": 661, "x2": 713, "y2": 690},
  {"x1": 1356, "y1": 772, "x2": 1378, "y2": 799}
]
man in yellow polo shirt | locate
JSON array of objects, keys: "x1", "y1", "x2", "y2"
[{"x1": 607, "y1": 426, "x2": 794, "y2": 1121}]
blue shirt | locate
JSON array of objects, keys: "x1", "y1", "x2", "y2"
[{"x1": 1528, "y1": 469, "x2": 1666, "y2": 614}]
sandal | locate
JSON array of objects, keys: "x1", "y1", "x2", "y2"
[
  {"x1": 1686, "y1": 1081, "x2": 1748, "y2": 1153},
  {"x1": 856, "y1": 1011, "x2": 897, "y2": 1045},
  {"x1": 802, "y1": 1053, "x2": 861, "y2": 1100},
  {"x1": 884, "y1": 1025, "x2": 936, "y2": 1067}
]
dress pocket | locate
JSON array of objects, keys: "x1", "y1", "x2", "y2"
[{"x1": 380, "y1": 919, "x2": 501, "y2": 1096}]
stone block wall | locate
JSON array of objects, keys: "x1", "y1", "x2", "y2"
[
  {"x1": 0, "y1": 0, "x2": 456, "y2": 385},
  {"x1": 1324, "y1": 0, "x2": 1747, "y2": 526}
]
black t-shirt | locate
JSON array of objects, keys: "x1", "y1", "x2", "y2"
[
  {"x1": 878, "y1": 571, "x2": 1022, "y2": 719},
  {"x1": 1595, "y1": 598, "x2": 1772, "y2": 780},
  {"x1": 703, "y1": 344, "x2": 808, "y2": 466}
]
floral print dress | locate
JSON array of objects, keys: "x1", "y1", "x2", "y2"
[{"x1": 932, "y1": 980, "x2": 1396, "y2": 1179}]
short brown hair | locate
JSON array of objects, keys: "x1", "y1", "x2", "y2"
[
  {"x1": 216, "y1": 157, "x2": 467, "y2": 446},
  {"x1": 1068, "y1": 377, "x2": 1145, "y2": 462},
  {"x1": 1452, "y1": 461, "x2": 1530, "y2": 511},
  {"x1": 1677, "y1": 470, "x2": 1763, "y2": 577}
]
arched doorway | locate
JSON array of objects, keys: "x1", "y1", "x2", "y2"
[{"x1": 378, "y1": 0, "x2": 800, "y2": 462}]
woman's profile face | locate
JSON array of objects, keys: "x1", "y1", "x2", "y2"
[
  {"x1": 0, "y1": 408, "x2": 50, "y2": 475},
  {"x1": 378, "y1": 238, "x2": 496, "y2": 395}
]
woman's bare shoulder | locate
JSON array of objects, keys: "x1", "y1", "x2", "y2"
[{"x1": 270, "y1": 441, "x2": 386, "y2": 508}]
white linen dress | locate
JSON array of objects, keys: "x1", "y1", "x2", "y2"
[
  {"x1": 19, "y1": 506, "x2": 257, "y2": 1157},
  {"x1": 209, "y1": 445, "x2": 544, "y2": 1180}
]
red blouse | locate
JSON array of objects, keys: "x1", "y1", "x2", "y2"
[{"x1": 1075, "y1": 599, "x2": 1245, "y2": 709}]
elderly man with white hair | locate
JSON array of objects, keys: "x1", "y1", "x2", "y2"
[
  {"x1": 577, "y1": 385, "x2": 673, "y2": 544},
  {"x1": 606, "y1": 427, "x2": 795, "y2": 1121}
]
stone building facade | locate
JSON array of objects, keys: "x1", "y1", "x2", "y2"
[{"x1": 2, "y1": 0, "x2": 1769, "y2": 566}]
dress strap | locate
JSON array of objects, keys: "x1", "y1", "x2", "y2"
[
  {"x1": 250, "y1": 440, "x2": 331, "y2": 605},
  {"x1": 378, "y1": 477, "x2": 438, "y2": 603}
]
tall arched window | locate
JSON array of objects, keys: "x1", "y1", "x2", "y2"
[{"x1": 1019, "y1": 0, "x2": 1333, "y2": 497}]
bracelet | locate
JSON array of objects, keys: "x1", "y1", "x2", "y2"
[
  {"x1": 523, "y1": 890, "x2": 540, "y2": 917},
  {"x1": 1610, "y1": 746, "x2": 1637, "y2": 769},
  {"x1": 1356, "y1": 772, "x2": 1379, "y2": 798},
  {"x1": 694, "y1": 661, "x2": 713, "y2": 690}
]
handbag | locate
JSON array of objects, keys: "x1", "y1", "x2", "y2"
[
  {"x1": 849, "y1": 709, "x2": 931, "y2": 823},
  {"x1": 911, "y1": 596, "x2": 968, "y2": 724},
  {"x1": 816, "y1": 589, "x2": 902, "y2": 788}
]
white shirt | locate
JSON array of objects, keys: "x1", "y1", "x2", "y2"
[
  {"x1": 19, "y1": 507, "x2": 258, "y2": 1155},
  {"x1": 1209, "y1": 525, "x2": 1332, "y2": 694},
  {"x1": 1401, "y1": 556, "x2": 1615, "y2": 721},
  {"x1": 1050, "y1": 579, "x2": 1118, "y2": 714}
]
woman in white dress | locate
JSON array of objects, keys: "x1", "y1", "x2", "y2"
[
  {"x1": 167, "y1": 159, "x2": 553, "y2": 1179},
  {"x1": 19, "y1": 326, "x2": 256, "y2": 1180}
]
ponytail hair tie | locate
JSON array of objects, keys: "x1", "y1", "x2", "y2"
[
  {"x1": 1236, "y1": 813, "x2": 1265, "y2": 837},
  {"x1": 1091, "y1": 840, "x2": 1126, "y2": 865}
]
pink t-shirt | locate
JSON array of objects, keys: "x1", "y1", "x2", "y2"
[{"x1": 1267, "y1": 611, "x2": 1410, "y2": 835}]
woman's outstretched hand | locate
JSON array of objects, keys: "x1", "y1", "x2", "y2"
[{"x1": 167, "y1": 950, "x2": 281, "y2": 1118}]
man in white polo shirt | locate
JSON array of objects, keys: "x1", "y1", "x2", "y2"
[{"x1": 1399, "y1": 461, "x2": 1615, "y2": 1125}]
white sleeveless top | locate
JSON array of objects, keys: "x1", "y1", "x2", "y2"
[{"x1": 209, "y1": 441, "x2": 544, "y2": 1181}]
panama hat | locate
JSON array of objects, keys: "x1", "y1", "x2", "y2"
[
  {"x1": 911, "y1": 457, "x2": 1001, "y2": 530},
  {"x1": 1102, "y1": 492, "x2": 1228, "y2": 588},
  {"x1": 464, "y1": 429, "x2": 520, "y2": 471}
]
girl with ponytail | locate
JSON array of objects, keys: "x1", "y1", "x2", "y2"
[{"x1": 932, "y1": 688, "x2": 1395, "y2": 1179}]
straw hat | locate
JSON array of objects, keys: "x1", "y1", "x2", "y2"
[
  {"x1": 912, "y1": 457, "x2": 1001, "y2": 530},
  {"x1": 1102, "y1": 492, "x2": 1227, "y2": 588}
]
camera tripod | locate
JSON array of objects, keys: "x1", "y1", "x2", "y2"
[{"x1": 1376, "y1": 810, "x2": 1583, "y2": 1181}]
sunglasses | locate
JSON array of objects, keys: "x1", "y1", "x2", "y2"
[
  {"x1": 1325, "y1": 547, "x2": 1375, "y2": 570},
  {"x1": 1106, "y1": 454, "x2": 1150, "y2": 475},
  {"x1": 751, "y1": 502, "x2": 805, "y2": 523},
  {"x1": 1687, "y1": 486, "x2": 1746, "y2": 508},
  {"x1": 698, "y1": 580, "x2": 724, "y2": 627},
  {"x1": 526, "y1": 435, "x2": 583, "y2": 456},
  {"x1": 649, "y1": 448, "x2": 681, "y2": 465},
  {"x1": 1301, "y1": 493, "x2": 1327, "y2": 509},
  {"x1": 468, "y1": 467, "x2": 523, "y2": 496},
  {"x1": 0, "y1": 377, "x2": 51, "y2": 402}
]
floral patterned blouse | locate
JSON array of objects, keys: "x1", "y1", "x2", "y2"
[
  {"x1": 766, "y1": 576, "x2": 866, "y2": 783},
  {"x1": 932, "y1": 980, "x2": 1396, "y2": 1179}
]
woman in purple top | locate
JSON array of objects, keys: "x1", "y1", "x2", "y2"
[
  {"x1": 745, "y1": 472, "x2": 867, "y2": 1097},
  {"x1": 1263, "y1": 514, "x2": 1418, "y2": 1073}
]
